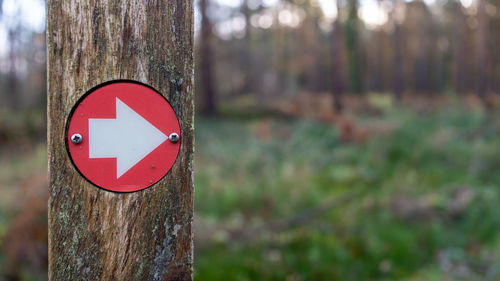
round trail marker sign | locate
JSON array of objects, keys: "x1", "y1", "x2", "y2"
[{"x1": 66, "y1": 81, "x2": 180, "y2": 192}]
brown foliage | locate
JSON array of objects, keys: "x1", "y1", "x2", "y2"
[
  {"x1": 271, "y1": 93, "x2": 397, "y2": 143},
  {"x1": 3, "y1": 172, "x2": 48, "y2": 281}
]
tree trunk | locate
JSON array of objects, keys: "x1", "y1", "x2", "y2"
[
  {"x1": 345, "y1": 0, "x2": 363, "y2": 94},
  {"x1": 200, "y1": 0, "x2": 217, "y2": 116},
  {"x1": 242, "y1": 0, "x2": 254, "y2": 95},
  {"x1": 47, "y1": 1, "x2": 194, "y2": 280},
  {"x1": 476, "y1": 0, "x2": 488, "y2": 101},
  {"x1": 7, "y1": 29, "x2": 20, "y2": 110},
  {"x1": 331, "y1": 0, "x2": 345, "y2": 113},
  {"x1": 453, "y1": 1, "x2": 466, "y2": 94},
  {"x1": 391, "y1": 0, "x2": 403, "y2": 101}
]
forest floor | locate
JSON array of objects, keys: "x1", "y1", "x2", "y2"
[{"x1": 2, "y1": 95, "x2": 500, "y2": 280}]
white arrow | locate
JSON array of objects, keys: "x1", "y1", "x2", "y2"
[{"x1": 89, "y1": 98, "x2": 167, "y2": 178}]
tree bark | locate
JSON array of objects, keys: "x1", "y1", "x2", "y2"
[{"x1": 47, "y1": 1, "x2": 194, "y2": 280}]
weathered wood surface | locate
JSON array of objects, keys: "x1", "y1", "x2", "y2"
[{"x1": 47, "y1": 1, "x2": 194, "y2": 280}]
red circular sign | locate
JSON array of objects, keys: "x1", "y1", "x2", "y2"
[{"x1": 67, "y1": 81, "x2": 180, "y2": 192}]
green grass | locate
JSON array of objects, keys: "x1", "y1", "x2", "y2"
[
  {"x1": 1, "y1": 102, "x2": 500, "y2": 280},
  {"x1": 0, "y1": 144, "x2": 46, "y2": 231},
  {"x1": 194, "y1": 105, "x2": 500, "y2": 281}
]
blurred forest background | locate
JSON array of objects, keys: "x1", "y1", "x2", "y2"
[{"x1": 1, "y1": 0, "x2": 500, "y2": 280}]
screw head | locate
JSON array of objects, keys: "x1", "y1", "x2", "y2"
[
  {"x1": 71, "y1": 133, "x2": 83, "y2": 144},
  {"x1": 169, "y1": 133, "x2": 179, "y2": 143}
]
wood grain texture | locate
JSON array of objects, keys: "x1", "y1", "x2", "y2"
[{"x1": 47, "y1": 1, "x2": 194, "y2": 280}]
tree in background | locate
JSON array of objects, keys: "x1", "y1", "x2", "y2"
[
  {"x1": 297, "y1": 0, "x2": 323, "y2": 93},
  {"x1": 452, "y1": 0, "x2": 467, "y2": 94},
  {"x1": 492, "y1": 0, "x2": 500, "y2": 94},
  {"x1": 271, "y1": 0, "x2": 285, "y2": 97},
  {"x1": 241, "y1": 0, "x2": 251, "y2": 94},
  {"x1": 331, "y1": 0, "x2": 345, "y2": 112},
  {"x1": 345, "y1": 0, "x2": 363, "y2": 94},
  {"x1": 476, "y1": 0, "x2": 488, "y2": 101},
  {"x1": 7, "y1": 27, "x2": 20, "y2": 110},
  {"x1": 391, "y1": 0, "x2": 403, "y2": 100},
  {"x1": 0, "y1": 4, "x2": 46, "y2": 113},
  {"x1": 200, "y1": 0, "x2": 217, "y2": 116},
  {"x1": 404, "y1": 1, "x2": 438, "y2": 94},
  {"x1": 240, "y1": 0, "x2": 260, "y2": 95},
  {"x1": 193, "y1": 0, "x2": 500, "y2": 105}
]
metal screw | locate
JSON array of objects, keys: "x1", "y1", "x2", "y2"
[
  {"x1": 71, "y1": 134, "x2": 83, "y2": 144},
  {"x1": 169, "y1": 133, "x2": 179, "y2": 143}
]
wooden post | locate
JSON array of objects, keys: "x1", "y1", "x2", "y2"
[{"x1": 47, "y1": 1, "x2": 194, "y2": 280}]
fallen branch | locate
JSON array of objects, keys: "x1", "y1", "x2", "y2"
[{"x1": 229, "y1": 190, "x2": 361, "y2": 242}]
